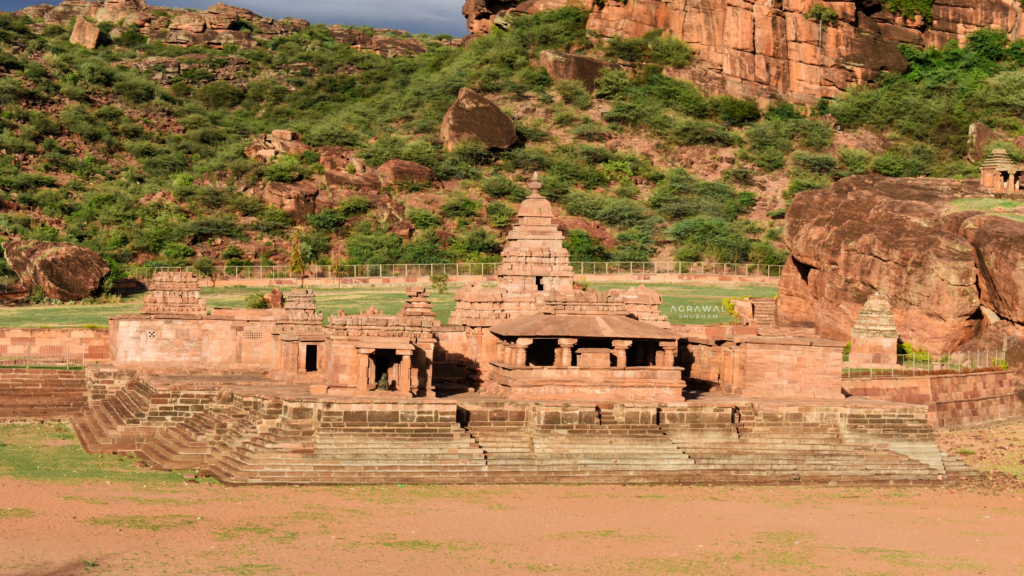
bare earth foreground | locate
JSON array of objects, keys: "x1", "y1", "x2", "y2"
[{"x1": 2, "y1": 423, "x2": 1024, "y2": 575}]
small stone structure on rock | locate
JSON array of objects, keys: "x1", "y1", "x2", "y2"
[
  {"x1": 848, "y1": 293, "x2": 899, "y2": 367},
  {"x1": 980, "y1": 149, "x2": 1024, "y2": 194}
]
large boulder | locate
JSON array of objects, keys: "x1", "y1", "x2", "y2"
[
  {"x1": 70, "y1": 18, "x2": 101, "y2": 49},
  {"x1": 540, "y1": 50, "x2": 620, "y2": 92},
  {"x1": 259, "y1": 180, "x2": 319, "y2": 220},
  {"x1": 440, "y1": 88, "x2": 517, "y2": 152},
  {"x1": 956, "y1": 214, "x2": 1024, "y2": 325},
  {"x1": 3, "y1": 240, "x2": 110, "y2": 301},
  {"x1": 778, "y1": 175, "x2": 986, "y2": 352},
  {"x1": 377, "y1": 159, "x2": 439, "y2": 188}
]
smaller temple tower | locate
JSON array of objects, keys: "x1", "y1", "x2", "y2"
[
  {"x1": 140, "y1": 272, "x2": 206, "y2": 318},
  {"x1": 981, "y1": 149, "x2": 1024, "y2": 193},
  {"x1": 495, "y1": 174, "x2": 574, "y2": 295},
  {"x1": 849, "y1": 292, "x2": 899, "y2": 366}
]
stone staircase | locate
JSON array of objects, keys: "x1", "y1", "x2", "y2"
[
  {"x1": 467, "y1": 421, "x2": 696, "y2": 483},
  {"x1": 71, "y1": 386, "x2": 160, "y2": 453},
  {"x1": 665, "y1": 423, "x2": 944, "y2": 485},
  {"x1": 752, "y1": 298, "x2": 776, "y2": 328},
  {"x1": 939, "y1": 451, "x2": 981, "y2": 479},
  {"x1": 67, "y1": 385, "x2": 969, "y2": 487},
  {"x1": 207, "y1": 419, "x2": 488, "y2": 484}
]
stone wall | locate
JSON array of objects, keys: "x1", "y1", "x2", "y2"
[
  {"x1": 109, "y1": 314, "x2": 277, "y2": 372},
  {"x1": 0, "y1": 328, "x2": 110, "y2": 363},
  {"x1": 0, "y1": 367, "x2": 88, "y2": 420},
  {"x1": 684, "y1": 335, "x2": 845, "y2": 399},
  {"x1": 844, "y1": 370, "x2": 1024, "y2": 428}
]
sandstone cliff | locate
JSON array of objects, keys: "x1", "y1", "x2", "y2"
[
  {"x1": 464, "y1": 0, "x2": 1023, "y2": 105},
  {"x1": 777, "y1": 175, "x2": 1024, "y2": 353}
]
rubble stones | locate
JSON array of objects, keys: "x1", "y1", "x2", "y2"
[
  {"x1": 244, "y1": 132, "x2": 310, "y2": 162},
  {"x1": 440, "y1": 88, "x2": 517, "y2": 152}
]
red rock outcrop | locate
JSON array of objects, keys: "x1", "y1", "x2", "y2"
[
  {"x1": 244, "y1": 132, "x2": 310, "y2": 162},
  {"x1": 259, "y1": 181, "x2": 319, "y2": 220},
  {"x1": 440, "y1": 88, "x2": 518, "y2": 151},
  {"x1": 956, "y1": 214, "x2": 1024, "y2": 326},
  {"x1": 69, "y1": 18, "x2": 100, "y2": 49},
  {"x1": 3, "y1": 240, "x2": 110, "y2": 301},
  {"x1": 540, "y1": 50, "x2": 621, "y2": 91},
  {"x1": 377, "y1": 159, "x2": 439, "y2": 188},
  {"x1": 465, "y1": 0, "x2": 1024, "y2": 105}
]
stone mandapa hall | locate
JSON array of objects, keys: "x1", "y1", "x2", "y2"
[{"x1": 3, "y1": 178, "x2": 1021, "y2": 485}]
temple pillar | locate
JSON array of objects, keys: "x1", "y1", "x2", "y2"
[
  {"x1": 557, "y1": 338, "x2": 577, "y2": 367},
  {"x1": 515, "y1": 338, "x2": 533, "y2": 367},
  {"x1": 357, "y1": 348, "x2": 374, "y2": 391},
  {"x1": 398, "y1": 350, "x2": 413, "y2": 396},
  {"x1": 612, "y1": 339, "x2": 631, "y2": 368},
  {"x1": 658, "y1": 341, "x2": 678, "y2": 367}
]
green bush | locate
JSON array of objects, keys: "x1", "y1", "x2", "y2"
[
  {"x1": 486, "y1": 201, "x2": 516, "y2": 227},
  {"x1": 648, "y1": 169, "x2": 755, "y2": 221},
  {"x1": 406, "y1": 207, "x2": 443, "y2": 229},
  {"x1": 785, "y1": 171, "x2": 832, "y2": 200},
  {"x1": 563, "y1": 229, "x2": 609, "y2": 261},
  {"x1": 709, "y1": 96, "x2": 760, "y2": 126},
  {"x1": 243, "y1": 293, "x2": 268, "y2": 309},
  {"x1": 439, "y1": 195, "x2": 480, "y2": 218},
  {"x1": 160, "y1": 242, "x2": 195, "y2": 260},
  {"x1": 838, "y1": 147, "x2": 872, "y2": 174},
  {"x1": 112, "y1": 78, "x2": 155, "y2": 104},
  {"x1": 791, "y1": 151, "x2": 837, "y2": 174},
  {"x1": 555, "y1": 79, "x2": 591, "y2": 109},
  {"x1": 195, "y1": 81, "x2": 245, "y2": 109},
  {"x1": 480, "y1": 175, "x2": 528, "y2": 201},
  {"x1": 193, "y1": 257, "x2": 215, "y2": 277},
  {"x1": 668, "y1": 216, "x2": 751, "y2": 263}
]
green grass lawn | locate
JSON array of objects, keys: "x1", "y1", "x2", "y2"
[
  {"x1": 0, "y1": 282, "x2": 777, "y2": 328},
  {"x1": 0, "y1": 422, "x2": 217, "y2": 486}
]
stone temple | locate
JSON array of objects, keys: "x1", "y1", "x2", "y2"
[{"x1": 8, "y1": 177, "x2": 1015, "y2": 485}]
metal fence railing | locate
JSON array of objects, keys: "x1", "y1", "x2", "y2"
[
  {"x1": 126, "y1": 262, "x2": 785, "y2": 281},
  {"x1": 842, "y1": 350, "x2": 1007, "y2": 379},
  {"x1": 0, "y1": 343, "x2": 85, "y2": 369}
]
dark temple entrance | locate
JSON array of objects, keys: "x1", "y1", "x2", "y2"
[{"x1": 305, "y1": 345, "x2": 318, "y2": 372}]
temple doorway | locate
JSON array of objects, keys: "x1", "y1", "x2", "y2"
[
  {"x1": 305, "y1": 345, "x2": 318, "y2": 372},
  {"x1": 371, "y1": 350, "x2": 399, "y2": 391}
]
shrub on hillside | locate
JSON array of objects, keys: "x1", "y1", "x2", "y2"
[
  {"x1": 195, "y1": 80, "x2": 244, "y2": 109},
  {"x1": 555, "y1": 79, "x2": 591, "y2": 110}
]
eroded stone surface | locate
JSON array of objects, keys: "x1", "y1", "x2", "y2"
[
  {"x1": 440, "y1": 88, "x2": 517, "y2": 152},
  {"x1": 4, "y1": 240, "x2": 110, "y2": 301},
  {"x1": 464, "y1": 0, "x2": 1023, "y2": 105}
]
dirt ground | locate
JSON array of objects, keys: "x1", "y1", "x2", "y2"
[{"x1": 3, "y1": 422, "x2": 1024, "y2": 576}]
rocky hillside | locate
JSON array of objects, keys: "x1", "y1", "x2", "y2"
[
  {"x1": 0, "y1": 0, "x2": 1022, "y2": 288},
  {"x1": 465, "y1": 0, "x2": 1023, "y2": 105}
]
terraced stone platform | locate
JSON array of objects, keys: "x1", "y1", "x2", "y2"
[{"x1": 66, "y1": 369, "x2": 978, "y2": 486}]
